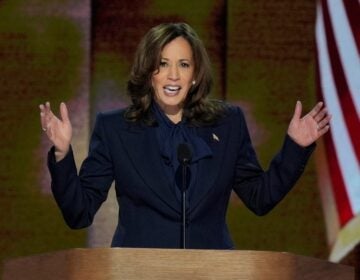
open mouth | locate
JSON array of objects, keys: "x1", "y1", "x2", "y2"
[{"x1": 163, "y1": 85, "x2": 181, "y2": 95}]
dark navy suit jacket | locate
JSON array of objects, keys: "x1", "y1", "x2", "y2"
[{"x1": 48, "y1": 105, "x2": 315, "y2": 249}]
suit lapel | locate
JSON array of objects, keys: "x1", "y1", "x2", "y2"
[
  {"x1": 116, "y1": 123, "x2": 181, "y2": 214},
  {"x1": 190, "y1": 121, "x2": 231, "y2": 210}
]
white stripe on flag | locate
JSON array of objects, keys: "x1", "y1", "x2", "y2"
[
  {"x1": 316, "y1": 4, "x2": 360, "y2": 214},
  {"x1": 327, "y1": 0, "x2": 360, "y2": 118}
]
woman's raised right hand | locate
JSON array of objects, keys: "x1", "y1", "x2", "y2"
[{"x1": 39, "y1": 102, "x2": 72, "y2": 162}]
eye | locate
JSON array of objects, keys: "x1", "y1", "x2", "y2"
[
  {"x1": 180, "y1": 62, "x2": 190, "y2": 68},
  {"x1": 159, "y1": 61, "x2": 168, "y2": 67}
]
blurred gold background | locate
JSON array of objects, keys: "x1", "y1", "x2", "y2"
[{"x1": 0, "y1": 0, "x2": 327, "y2": 272}]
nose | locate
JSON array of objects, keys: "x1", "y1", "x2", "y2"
[{"x1": 167, "y1": 64, "x2": 179, "y2": 81}]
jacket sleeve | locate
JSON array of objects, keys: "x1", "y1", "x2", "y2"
[
  {"x1": 48, "y1": 113, "x2": 114, "y2": 228},
  {"x1": 232, "y1": 107, "x2": 315, "y2": 216}
]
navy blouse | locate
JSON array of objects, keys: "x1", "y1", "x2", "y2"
[{"x1": 152, "y1": 102, "x2": 212, "y2": 203}]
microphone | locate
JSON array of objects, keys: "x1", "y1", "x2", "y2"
[
  {"x1": 177, "y1": 143, "x2": 192, "y2": 163},
  {"x1": 177, "y1": 143, "x2": 192, "y2": 249}
]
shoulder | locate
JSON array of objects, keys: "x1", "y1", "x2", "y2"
[
  {"x1": 97, "y1": 108, "x2": 126, "y2": 120},
  {"x1": 95, "y1": 107, "x2": 148, "y2": 132},
  {"x1": 95, "y1": 108, "x2": 125, "y2": 124},
  {"x1": 209, "y1": 100, "x2": 246, "y2": 124},
  {"x1": 94, "y1": 107, "x2": 132, "y2": 130}
]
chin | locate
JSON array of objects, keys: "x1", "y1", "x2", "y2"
[
  {"x1": 156, "y1": 94, "x2": 187, "y2": 109},
  {"x1": 159, "y1": 100, "x2": 183, "y2": 109}
]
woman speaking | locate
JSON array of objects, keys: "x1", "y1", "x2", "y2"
[{"x1": 39, "y1": 22, "x2": 331, "y2": 249}]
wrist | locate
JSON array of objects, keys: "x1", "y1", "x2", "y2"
[{"x1": 54, "y1": 146, "x2": 69, "y2": 162}]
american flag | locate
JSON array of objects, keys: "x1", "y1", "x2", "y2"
[{"x1": 315, "y1": 0, "x2": 360, "y2": 262}]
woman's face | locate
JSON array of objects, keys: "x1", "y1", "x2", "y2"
[{"x1": 152, "y1": 36, "x2": 195, "y2": 120}]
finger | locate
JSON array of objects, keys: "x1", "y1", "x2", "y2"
[
  {"x1": 318, "y1": 114, "x2": 332, "y2": 130},
  {"x1": 39, "y1": 104, "x2": 48, "y2": 119},
  {"x1": 43, "y1": 102, "x2": 50, "y2": 119},
  {"x1": 40, "y1": 102, "x2": 54, "y2": 134},
  {"x1": 309, "y1": 101, "x2": 323, "y2": 118},
  {"x1": 45, "y1": 101, "x2": 51, "y2": 113},
  {"x1": 292, "y1": 100, "x2": 302, "y2": 120},
  {"x1": 39, "y1": 105, "x2": 47, "y2": 131},
  {"x1": 45, "y1": 101, "x2": 56, "y2": 118},
  {"x1": 317, "y1": 124, "x2": 330, "y2": 137},
  {"x1": 60, "y1": 102, "x2": 70, "y2": 123},
  {"x1": 40, "y1": 103, "x2": 52, "y2": 131},
  {"x1": 314, "y1": 107, "x2": 328, "y2": 122},
  {"x1": 44, "y1": 101, "x2": 56, "y2": 123}
]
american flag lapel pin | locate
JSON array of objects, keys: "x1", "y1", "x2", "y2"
[{"x1": 212, "y1": 133, "x2": 220, "y2": 142}]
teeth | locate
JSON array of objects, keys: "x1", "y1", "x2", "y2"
[{"x1": 164, "y1": 86, "x2": 181, "y2": 91}]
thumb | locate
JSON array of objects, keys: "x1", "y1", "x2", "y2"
[
  {"x1": 60, "y1": 102, "x2": 70, "y2": 123},
  {"x1": 292, "y1": 100, "x2": 302, "y2": 121}
]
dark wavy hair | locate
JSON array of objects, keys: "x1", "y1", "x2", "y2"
[{"x1": 125, "y1": 22, "x2": 225, "y2": 126}]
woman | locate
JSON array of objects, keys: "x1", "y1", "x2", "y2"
[{"x1": 39, "y1": 23, "x2": 331, "y2": 249}]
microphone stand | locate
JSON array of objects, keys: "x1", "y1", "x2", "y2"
[
  {"x1": 177, "y1": 143, "x2": 192, "y2": 249},
  {"x1": 181, "y1": 161, "x2": 188, "y2": 249}
]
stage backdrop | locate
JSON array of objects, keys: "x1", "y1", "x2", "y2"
[{"x1": 0, "y1": 0, "x2": 330, "y2": 273}]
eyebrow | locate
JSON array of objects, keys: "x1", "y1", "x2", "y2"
[{"x1": 160, "y1": 57, "x2": 192, "y2": 62}]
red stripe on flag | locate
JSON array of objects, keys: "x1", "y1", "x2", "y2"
[
  {"x1": 343, "y1": 0, "x2": 360, "y2": 55},
  {"x1": 315, "y1": 46, "x2": 354, "y2": 227},
  {"x1": 324, "y1": 133, "x2": 354, "y2": 226},
  {"x1": 322, "y1": 0, "x2": 360, "y2": 162}
]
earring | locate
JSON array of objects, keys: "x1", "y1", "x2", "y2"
[{"x1": 192, "y1": 80, "x2": 196, "y2": 85}]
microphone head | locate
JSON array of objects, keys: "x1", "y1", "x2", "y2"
[{"x1": 177, "y1": 143, "x2": 192, "y2": 164}]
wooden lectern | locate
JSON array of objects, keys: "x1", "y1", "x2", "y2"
[{"x1": 2, "y1": 248, "x2": 354, "y2": 279}]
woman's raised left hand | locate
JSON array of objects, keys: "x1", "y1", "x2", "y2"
[{"x1": 287, "y1": 101, "x2": 331, "y2": 147}]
